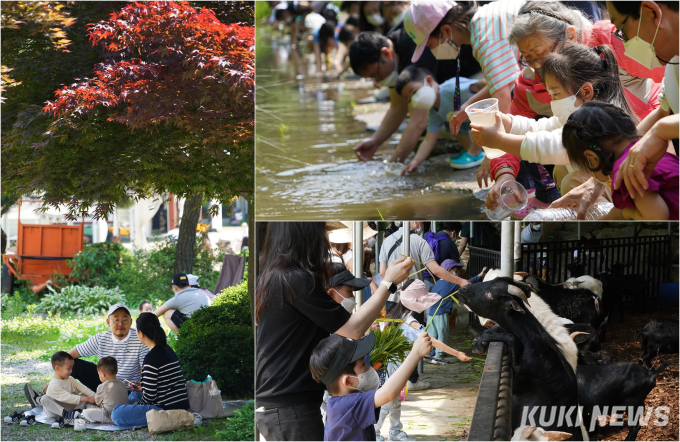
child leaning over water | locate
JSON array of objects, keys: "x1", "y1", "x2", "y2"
[
  {"x1": 562, "y1": 102, "x2": 679, "y2": 220},
  {"x1": 395, "y1": 65, "x2": 487, "y2": 174},
  {"x1": 310, "y1": 330, "x2": 433, "y2": 441}
]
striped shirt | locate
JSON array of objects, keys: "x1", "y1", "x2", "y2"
[
  {"x1": 137, "y1": 346, "x2": 190, "y2": 410},
  {"x1": 469, "y1": 0, "x2": 525, "y2": 95},
  {"x1": 76, "y1": 329, "x2": 148, "y2": 388}
]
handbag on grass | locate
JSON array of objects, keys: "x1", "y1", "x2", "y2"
[
  {"x1": 146, "y1": 409, "x2": 195, "y2": 434},
  {"x1": 186, "y1": 379, "x2": 225, "y2": 418}
]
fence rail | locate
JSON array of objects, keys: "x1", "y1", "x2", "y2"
[{"x1": 468, "y1": 342, "x2": 512, "y2": 441}]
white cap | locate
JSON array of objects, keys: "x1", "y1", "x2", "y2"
[
  {"x1": 187, "y1": 274, "x2": 199, "y2": 286},
  {"x1": 107, "y1": 303, "x2": 132, "y2": 317}
]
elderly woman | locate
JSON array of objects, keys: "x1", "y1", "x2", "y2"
[{"x1": 485, "y1": 1, "x2": 666, "y2": 215}]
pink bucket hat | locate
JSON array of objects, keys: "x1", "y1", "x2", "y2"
[
  {"x1": 404, "y1": 0, "x2": 457, "y2": 63},
  {"x1": 400, "y1": 279, "x2": 441, "y2": 313}
]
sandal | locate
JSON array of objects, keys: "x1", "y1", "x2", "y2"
[
  {"x1": 19, "y1": 415, "x2": 37, "y2": 426},
  {"x1": 512, "y1": 197, "x2": 550, "y2": 219},
  {"x1": 4, "y1": 412, "x2": 23, "y2": 424}
]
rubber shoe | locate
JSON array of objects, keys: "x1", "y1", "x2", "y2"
[
  {"x1": 20, "y1": 415, "x2": 37, "y2": 426},
  {"x1": 432, "y1": 356, "x2": 448, "y2": 365},
  {"x1": 24, "y1": 384, "x2": 42, "y2": 408},
  {"x1": 449, "y1": 151, "x2": 485, "y2": 170},
  {"x1": 407, "y1": 380, "x2": 430, "y2": 391},
  {"x1": 425, "y1": 357, "x2": 446, "y2": 365},
  {"x1": 376, "y1": 434, "x2": 385, "y2": 441},
  {"x1": 51, "y1": 417, "x2": 65, "y2": 429},
  {"x1": 5, "y1": 412, "x2": 23, "y2": 424},
  {"x1": 74, "y1": 418, "x2": 87, "y2": 431},
  {"x1": 389, "y1": 430, "x2": 416, "y2": 441}
]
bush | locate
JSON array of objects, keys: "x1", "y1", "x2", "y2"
[
  {"x1": 215, "y1": 401, "x2": 254, "y2": 441},
  {"x1": 176, "y1": 280, "x2": 252, "y2": 399},
  {"x1": 176, "y1": 321, "x2": 253, "y2": 399},
  {"x1": 37, "y1": 285, "x2": 126, "y2": 316},
  {"x1": 59, "y1": 242, "x2": 131, "y2": 288}
]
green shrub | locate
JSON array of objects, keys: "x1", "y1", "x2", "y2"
[
  {"x1": 176, "y1": 280, "x2": 252, "y2": 399},
  {"x1": 60, "y1": 242, "x2": 131, "y2": 288},
  {"x1": 176, "y1": 321, "x2": 253, "y2": 399},
  {"x1": 215, "y1": 401, "x2": 254, "y2": 441},
  {"x1": 37, "y1": 285, "x2": 126, "y2": 316}
]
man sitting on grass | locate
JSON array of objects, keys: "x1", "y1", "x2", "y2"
[
  {"x1": 153, "y1": 273, "x2": 212, "y2": 333},
  {"x1": 24, "y1": 304, "x2": 148, "y2": 408}
]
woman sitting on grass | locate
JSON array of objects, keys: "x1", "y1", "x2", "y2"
[{"x1": 111, "y1": 313, "x2": 189, "y2": 427}]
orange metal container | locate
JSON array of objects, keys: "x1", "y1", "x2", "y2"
[{"x1": 3, "y1": 200, "x2": 84, "y2": 291}]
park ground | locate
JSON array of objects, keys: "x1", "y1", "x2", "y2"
[{"x1": 1, "y1": 315, "x2": 248, "y2": 441}]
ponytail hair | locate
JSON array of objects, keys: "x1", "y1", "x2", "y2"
[
  {"x1": 540, "y1": 43, "x2": 639, "y2": 125},
  {"x1": 562, "y1": 101, "x2": 640, "y2": 176},
  {"x1": 136, "y1": 312, "x2": 169, "y2": 353}
]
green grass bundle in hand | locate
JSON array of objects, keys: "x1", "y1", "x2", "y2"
[{"x1": 368, "y1": 325, "x2": 412, "y2": 370}]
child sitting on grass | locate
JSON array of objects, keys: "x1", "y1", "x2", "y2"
[
  {"x1": 81, "y1": 357, "x2": 129, "y2": 424},
  {"x1": 310, "y1": 331, "x2": 433, "y2": 441},
  {"x1": 395, "y1": 65, "x2": 487, "y2": 174},
  {"x1": 562, "y1": 102, "x2": 679, "y2": 220},
  {"x1": 40, "y1": 351, "x2": 96, "y2": 428}
]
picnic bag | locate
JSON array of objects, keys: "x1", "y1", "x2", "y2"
[
  {"x1": 186, "y1": 379, "x2": 225, "y2": 418},
  {"x1": 146, "y1": 409, "x2": 195, "y2": 434}
]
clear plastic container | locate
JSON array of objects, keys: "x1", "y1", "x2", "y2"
[
  {"x1": 523, "y1": 202, "x2": 614, "y2": 221},
  {"x1": 486, "y1": 180, "x2": 528, "y2": 220},
  {"x1": 465, "y1": 98, "x2": 505, "y2": 159},
  {"x1": 383, "y1": 161, "x2": 403, "y2": 176}
]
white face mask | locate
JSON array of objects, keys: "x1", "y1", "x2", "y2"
[
  {"x1": 339, "y1": 293, "x2": 357, "y2": 313},
  {"x1": 366, "y1": 13, "x2": 384, "y2": 27},
  {"x1": 391, "y1": 9, "x2": 407, "y2": 26},
  {"x1": 376, "y1": 56, "x2": 398, "y2": 87},
  {"x1": 348, "y1": 366, "x2": 380, "y2": 391},
  {"x1": 623, "y1": 7, "x2": 663, "y2": 70},
  {"x1": 411, "y1": 85, "x2": 437, "y2": 110},
  {"x1": 431, "y1": 34, "x2": 460, "y2": 60},
  {"x1": 550, "y1": 88, "x2": 581, "y2": 125}
]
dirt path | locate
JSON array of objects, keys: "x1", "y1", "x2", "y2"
[{"x1": 394, "y1": 323, "x2": 483, "y2": 441}]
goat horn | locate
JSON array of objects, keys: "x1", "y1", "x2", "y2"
[
  {"x1": 507, "y1": 285, "x2": 531, "y2": 307},
  {"x1": 570, "y1": 331, "x2": 590, "y2": 340}
]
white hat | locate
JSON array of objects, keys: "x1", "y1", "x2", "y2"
[
  {"x1": 328, "y1": 222, "x2": 378, "y2": 244},
  {"x1": 187, "y1": 274, "x2": 199, "y2": 286},
  {"x1": 107, "y1": 303, "x2": 132, "y2": 317}
]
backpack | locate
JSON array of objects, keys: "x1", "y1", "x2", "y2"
[{"x1": 423, "y1": 232, "x2": 449, "y2": 278}]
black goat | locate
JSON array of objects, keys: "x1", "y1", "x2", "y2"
[
  {"x1": 577, "y1": 361, "x2": 672, "y2": 441},
  {"x1": 635, "y1": 320, "x2": 679, "y2": 368},
  {"x1": 524, "y1": 276, "x2": 603, "y2": 330},
  {"x1": 565, "y1": 316, "x2": 609, "y2": 352},
  {"x1": 577, "y1": 350, "x2": 618, "y2": 365},
  {"x1": 457, "y1": 277, "x2": 586, "y2": 440}
]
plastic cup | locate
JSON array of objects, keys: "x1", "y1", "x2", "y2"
[
  {"x1": 485, "y1": 180, "x2": 528, "y2": 220},
  {"x1": 465, "y1": 98, "x2": 505, "y2": 159}
]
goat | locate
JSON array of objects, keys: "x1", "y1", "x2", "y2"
[
  {"x1": 524, "y1": 276, "x2": 603, "y2": 331},
  {"x1": 577, "y1": 350, "x2": 618, "y2": 366},
  {"x1": 577, "y1": 361, "x2": 672, "y2": 440},
  {"x1": 565, "y1": 316, "x2": 609, "y2": 352},
  {"x1": 562, "y1": 276, "x2": 602, "y2": 299},
  {"x1": 457, "y1": 277, "x2": 587, "y2": 440},
  {"x1": 635, "y1": 320, "x2": 679, "y2": 368}
]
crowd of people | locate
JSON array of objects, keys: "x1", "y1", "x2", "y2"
[
  {"x1": 266, "y1": 0, "x2": 678, "y2": 220},
  {"x1": 255, "y1": 222, "x2": 497, "y2": 441}
]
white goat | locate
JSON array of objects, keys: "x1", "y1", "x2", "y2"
[
  {"x1": 512, "y1": 426, "x2": 572, "y2": 441},
  {"x1": 563, "y1": 275, "x2": 603, "y2": 299}
]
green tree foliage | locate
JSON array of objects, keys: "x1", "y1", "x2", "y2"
[{"x1": 2, "y1": 1, "x2": 254, "y2": 221}]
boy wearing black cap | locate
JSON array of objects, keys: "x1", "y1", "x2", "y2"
[
  {"x1": 327, "y1": 263, "x2": 371, "y2": 313},
  {"x1": 310, "y1": 331, "x2": 432, "y2": 441}
]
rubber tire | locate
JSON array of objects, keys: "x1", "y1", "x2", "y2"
[{"x1": 2, "y1": 263, "x2": 14, "y2": 295}]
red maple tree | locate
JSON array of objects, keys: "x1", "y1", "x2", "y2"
[{"x1": 44, "y1": 1, "x2": 254, "y2": 147}]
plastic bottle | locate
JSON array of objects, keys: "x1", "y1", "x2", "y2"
[{"x1": 523, "y1": 202, "x2": 614, "y2": 221}]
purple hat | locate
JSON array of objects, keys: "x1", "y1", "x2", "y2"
[
  {"x1": 441, "y1": 259, "x2": 464, "y2": 270},
  {"x1": 404, "y1": 0, "x2": 457, "y2": 63}
]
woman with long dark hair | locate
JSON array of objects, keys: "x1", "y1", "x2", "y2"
[
  {"x1": 255, "y1": 222, "x2": 413, "y2": 441},
  {"x1": 111, "y1": 313, "x2": 189, "y2": 427}
]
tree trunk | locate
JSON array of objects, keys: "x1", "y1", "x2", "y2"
[{"x1": 174, "y1": 193, "x2": 203, "y2": 274}]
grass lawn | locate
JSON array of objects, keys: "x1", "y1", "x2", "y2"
[{"x1": 1, "y1": 314, "x2": 250, "y2": 441}]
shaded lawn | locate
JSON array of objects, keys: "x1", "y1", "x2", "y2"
[{"x1": 1, "y1": 315, "x2": 243, "y2": 441}]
